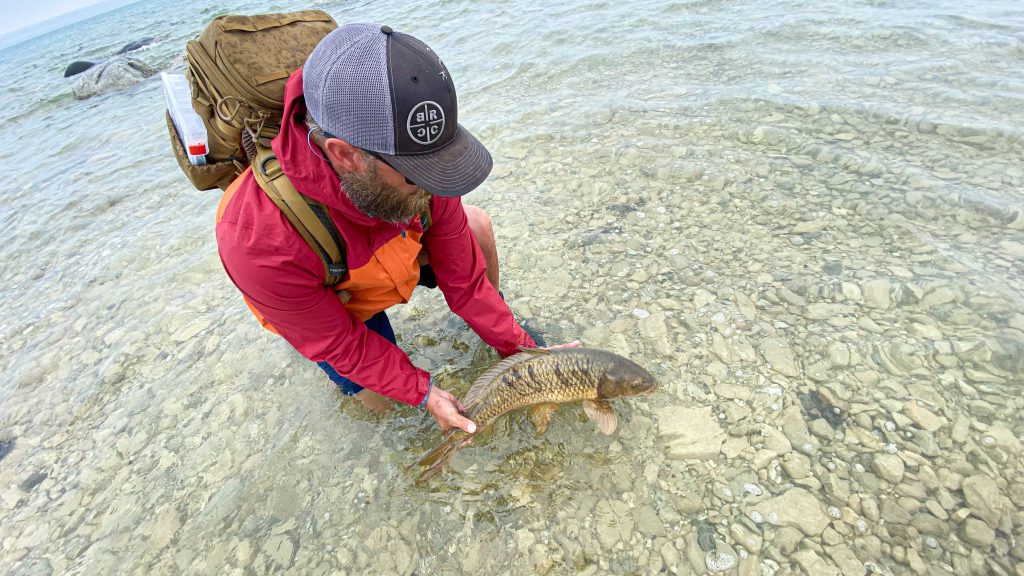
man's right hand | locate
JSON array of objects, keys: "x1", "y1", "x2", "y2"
[{"x1": 425, "y1": 386, "x2": 477, "y2": 434}]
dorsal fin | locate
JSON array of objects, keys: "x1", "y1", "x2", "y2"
[{"x1": 462, "y1": 348, "x2": 548, "y2": 412}]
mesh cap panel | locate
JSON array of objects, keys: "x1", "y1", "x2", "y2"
[{"x1": 303, "y1": 24, "x2": 395, "y2": 154}]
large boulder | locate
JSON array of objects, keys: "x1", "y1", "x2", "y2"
[
  {"x1": 116, "y1": 36, "x2": 156, "y2": 54},
  {"x1": 64, "y1": 60, "x2": 96, "y2": 77},
  {"x1": 72, "y1": 57, "x2": 157, "y2": 99}
]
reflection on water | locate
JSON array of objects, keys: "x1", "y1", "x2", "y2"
[{"x1": 1, "y1": 0, "x2": 1023, "y2": 574}]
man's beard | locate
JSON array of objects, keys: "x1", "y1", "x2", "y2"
[{"x1": 337, "y1": 159, "x2": 432, "y2": 224}]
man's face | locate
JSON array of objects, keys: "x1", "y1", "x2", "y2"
[{"x1": 335, "y1": 154, "x2": 432, "y2": 224}]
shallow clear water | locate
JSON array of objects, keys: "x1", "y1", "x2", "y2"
[{"x1": 1, "y1": 0, "x2": 1023, "y2": 574}]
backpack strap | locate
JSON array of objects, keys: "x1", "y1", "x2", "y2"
[{"x1": 251, "y1": 144, "x2": 349, "y2": 291}]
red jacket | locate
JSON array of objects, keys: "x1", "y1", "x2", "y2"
[{"x1": 216, "y1": 69, "x2": 534, "y2": 406}]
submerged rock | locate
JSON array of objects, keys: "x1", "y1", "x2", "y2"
[
  {"x1": 72, "y1": 57, "x2": 157, "y2": 99},
  {"x1": 750, "y1": 488, "x2": 831, "y2": 536},
  {"x1": 64, "y1": 60, "x2": 96, "y2": 77},
  {"x1": 116, "y1": 36, "x2": 156, "y2": 54},
  {"x1": 871, "y1": 453, "x2": 905, "y2": 484},
  {"x1": 655, "y1": 405, "x2": 725, "y2": 460},
  {"x1": 961, "y1": 475, "x2": 1004, "y2": 527},
  {"x1": 0, "y1": 438, "x2": 14, "y2": 462}
]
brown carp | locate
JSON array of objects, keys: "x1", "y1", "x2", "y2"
[{"x1": 412, "y1": 347, "x2": 657, "y2": 482}]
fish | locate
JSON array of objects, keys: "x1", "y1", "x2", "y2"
[{"x1": 412, "y1": 347, "x2": 657, "y2": 482}]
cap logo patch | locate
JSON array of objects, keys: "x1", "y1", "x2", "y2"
[{"x1": 407, "y1": 101, "x2": 445, "y2": 145}]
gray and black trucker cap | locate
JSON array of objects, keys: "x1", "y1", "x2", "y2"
[{"x1": 303, "y1": 23, "x2": 492, "y2": 197}]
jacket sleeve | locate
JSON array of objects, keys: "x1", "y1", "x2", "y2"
[
  {"x1": 423, "y1": 197, "x2": 536, "y2": 357},
  {"x1": 216, "y1": 217, "x2": 431, "y2": 407}
]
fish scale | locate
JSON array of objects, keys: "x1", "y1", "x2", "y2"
[
  {"x1": 412, "y1": 347, "x2": 657, "y2": 482},
  {"x1": 469, "y1": 353, "x2": 599, "y2": 425}
]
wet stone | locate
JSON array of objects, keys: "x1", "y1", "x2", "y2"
[
  {"x1": 595, "y1": 499, "x2": 634, "y2": 548},
  {"x1": 861, "y1": 279, "x2": 892, "y2": 309},
  {"x1": 0, "y1": 438, "x2": 14, "y2": 462},
  {"x1": 903, "y1": 402, "x2": 945, "y2": 432},
  {"x1": 961, "y1": 475, "x2": 1004, "y2": 527},
  {"x1": 751, "y1": 488, "x2": 830, "y2": 536},
  {"x1": 655, "y1": 406, "x2": 725, "y2": 460},
  {"x1": 871, "y1": 454, "x2": 905, "y2": 484},
  {"x1": 634, "y1": 505, "x2": 667, "y2": 538},
  {"x1": 880, "y1": 498, "x2": 912, "y2": 525},
  {"x1": 911, "y1": 513, "x2": 947, "y2": 536},
  {"x1": 792, "y1": 548, "x2": 841, "y2": 576},
  {"x1": 822, "y1": 261, "x2": 844, "y2": 276},
  {"x1": 19, "y1": 470, "x2": 48, "y2": 492},
  {"x1": 704, "y1": 542, "x2": 739, "y2": 573},
  {"x1": 759, "y1": 338, "x2": 799, "y2": 377},
  {"x1": 960, "y1": 518, "x2": 995, "y2": 549}
]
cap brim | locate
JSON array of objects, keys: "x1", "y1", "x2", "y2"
[{"x1": 378, "y1": 124, "x2": 492, "y2": 197}]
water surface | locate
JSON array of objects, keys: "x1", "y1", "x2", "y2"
[{"x1": 1, "y1": 0, "x2": 1022, "y2": 574}]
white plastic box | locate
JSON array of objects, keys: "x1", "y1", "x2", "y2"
[{"x1": 161, "y1": 72, "x2": 208, "y2": 166}]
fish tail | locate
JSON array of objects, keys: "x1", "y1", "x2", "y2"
[{"x1": 410, "y1": 430, "x2": 465, "y2": 483}]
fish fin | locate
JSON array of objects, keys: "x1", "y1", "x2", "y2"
[
  {"x1": 528, "y1": 403, "x2": 560, "y2": 435},
  {"x1": 462, "y1": 350, "x2": 543, "y2": 412},
  {"x1": 583, "y1": 399, "x2": 618, "y2": 435}
]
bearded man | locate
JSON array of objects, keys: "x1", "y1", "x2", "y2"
[{"x1": 216, "y1": 23, "x2": 548, "y2": 433}]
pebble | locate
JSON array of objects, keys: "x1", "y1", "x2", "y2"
[
  {"x1": 871, "y1": 453, "x2": 905, "y2": 484},
  {"x1": 751, "y1": 488, "x2": 831, "y2": 536},
  {"x1": 861, "y1": 278, "x2": 892, "y2": 309},
  {"x1": 961, "y1": 475, "x2": 1004, "y2": 527},
  {"x1": 960, "y1": 518, "x2": 996, "y2": 549},
  {"x1": 655, "y1": 406, "x2": 725, "y2": 460},
  {"x1": 758, "y1": 338, "x2": 800, "y2": 377},
  {"x1": 903, "y1": 402, "x2": 945, "y2": 432}
]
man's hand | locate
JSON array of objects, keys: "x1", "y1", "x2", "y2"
[{"x1": 425, "y1": 386, "x2": 477, "y2": 434}]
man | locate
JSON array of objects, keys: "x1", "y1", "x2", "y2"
[{"x1": 216, "y1": 23, "x2": 538, "y2": 434}]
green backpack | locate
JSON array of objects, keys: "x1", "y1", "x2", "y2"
[{"x1": 167, "y1": 11, "x2": 354, "y2": 285}]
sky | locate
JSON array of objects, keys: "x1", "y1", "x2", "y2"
[{"x1": 0, "y1": 0, "x2": 129, "y2": 37}]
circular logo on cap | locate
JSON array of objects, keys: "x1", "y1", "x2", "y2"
[{"x1": 407, "y1": 101, "x2": 445, "y2": 146}]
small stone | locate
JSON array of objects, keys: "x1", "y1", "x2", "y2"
[
  {"x1": 635, "y1": 505, "x2": 667, "y2": 538},
  {"x1": 861, "y1": 279, "x2": 892, "y2": 309},
  {"x1": 962, "y1": 475, "x2": 1004, "y2": 527},
  {"x1": 793, "y1": 548, "x2": 841, "y2": 576},
  {"x1": 655, "y1": 406, "x2": 725, "y2": 460},
  {"x1": 903, "y1": 403, "x2": 945, "y2": 432},
  {"x1": 594, "y1": 499, "x2": 633, "y2": 548},
  {"x1": 171, "y1": 319, "x2": 210, "y2": 343},
  {"x1": 661, "y1": 541, "x2": 681, "y2": 572},
  {"x1": 960, "y1": 518, "x2": 995, "y2": 549},
  {"x1": 781, "y1": 407, "x2": 814, "y2": 450},
  {"x1": 791, "y1": 220, "x2": 826, "y2": 234},
  {"x1": 782, "y1": 452, "x2": 812, "y2": 479},
  {"x1": 911, "y1": 513, "x2": 947, "y2": 536},
  {"x1": 872, "y1": 454, "x2": 905, "y2": 484},
  {"x1": 761, "y1": 425, "x2": 792, "y2": 456},
  {"x1": 151, "y1": 507, "x2": 181, "y2": 550},
  {"x1": 805, "y1": 303, "x2": 855, "y2": 320},
  {"x1": 759, "y1": 338, "x2": 799, "y2": 377},
  {"x1": 881, "y1": 499, "x2": 912, "y2": 525},
  {"x1": 826, "y1": 544, "x2": 863, "y2": 576},
  {"x1": 773, "y1": 526, "x2": 804, "y2": 554},
  {"x1": 705, "y1": 543, "x2": 739, "y2": 573},
  {"x1": 751, "y1": 488, "x2": 830, "y2": 536},
  {"x1": 263, "y1": 534, "x2": 295, "y2": 567},
  {"x1": 920, "y1": 287, "x2": 957, "y2": 308}
]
